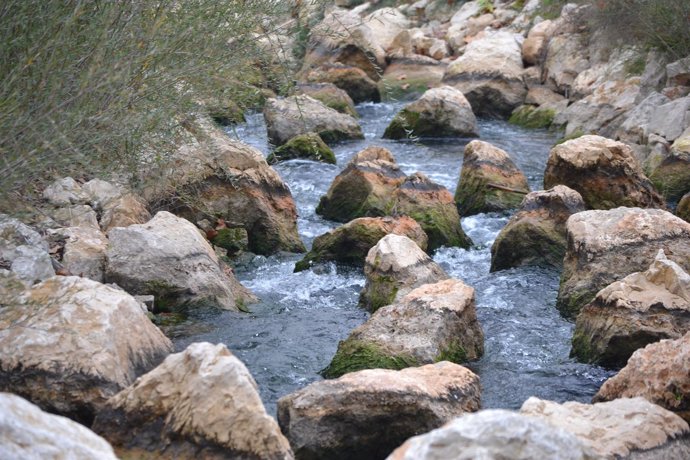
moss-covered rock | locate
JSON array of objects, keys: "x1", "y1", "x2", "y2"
[
  {"x1": 296, "y1": 82, "x2": 358, "y2": 118},
  {"x1": 509, "y1": 105, "x2": 556, "y2": 129},
  {"x1": 267, "y1": 133, "x2": 336, "y2": 164},
  {"x1": 210, "y1": 227, "x2": 248, "y2": 256},
  {"x1": 208, "y1": 100, "x2": 245, "y2": 125},
  {"x1": 322, "y1": 340, "x2": 418, "y2": 379},
  {"x1": 302, "y1": 64, "x2": 380, "y2": 103},
  {"x1": 648, "y1": 151, "x2": 690, "y2": 202},
  {"x1": 677, "y1": 193, "x2": 690, "y2": 223},
  {"x1": 378, "y1": 57, "x2": 446, "y2": 102}
]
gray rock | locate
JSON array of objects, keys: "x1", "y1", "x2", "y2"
[
  {"x1": 647, "y1": 96, "x2": 690, "y2": 142},
  {"x1": 51, "y1": 226, "x2": 108, "y2": 282},
  {"x1": 666, "y1": 56, "x2": 690, "y2": 87},
  {"x1": 50, "y1": 205, "x2": 100, "y2": 229},
  {"x1": 42, "y1": 177, "x2": 87, "y2": 206},
  {"x1": 81, "y1": 179, "x2": 123, "y2": 211},
  {"x1": 0, "y1": 214, "x2": 54, "y2": 285}
]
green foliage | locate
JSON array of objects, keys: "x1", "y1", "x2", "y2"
[
  {"x1": 322, "y1": 339, "x2": 419, "y2": 379},
  {"x1": 478, "y1": 0, "x2": 495, "y2": 14},
  {"x1": 624, "y1": 56, "x2": 647, "y2": 76},
  {"x1": 509, "y1": 105, "x2": 556, "y2": 129},
  {"x1": 435, "y1": 341, "x2": 468, "y2": 363},
  {"x1": 537, "y1": 0, "x2": 568, "y2": 20},
  {"x1": 268, "y1": 133, "x2": 336, "y2": 164}
]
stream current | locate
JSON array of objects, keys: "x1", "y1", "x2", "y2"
[{"x1": 173, "y1": 101, "x2": 613, "y2": 416}]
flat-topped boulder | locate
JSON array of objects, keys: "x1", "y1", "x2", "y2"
[
  {"x1": 324, "y1": 279, "x2": 484, "y2": 378},
  {"x1": 521, "y1": 397, "x2": 690, "y2": 459},
  {"x1": 267, "y1": 133, "x2": 336, "y2": 165},
  {"x1": 294, "y1": 216, "x2": 428, "y2": 272},
  {"x1": 557, "y1": 207, "x2": 690, "y2": 317},
  {"x1": 455, "y1": 140, "x2": 530, "y2": 216},
  {"x1": 93, "y1": 342, "x2": 293, "y2": 460},
  {"x1": 359, "y1": 234, "x2": 449, "y2": 312},
  {"x1": 544, "y1": 135, "x2": 665, "y2": 210},
  {"x1": 0, "y1": 393, "x2": 118, "y2": 460},
  {"x1": 106, "y1": 211, "x2": 256, "y2": 311},
  {"x1": 383, "y1": 86, "x2": 477, "y2": 139},
  {"x1": 572, "y1": 250, "x2": 690, "y2": 368},
  {"x1": 0, "y1": 274, "x2": 172, "y2": 424},
  {"x1": 594, "y1": 332, "x2": 690, "y2": 423},
  {"x1": 263, "y1": 95, "x2": 363, "y2": 146},
  {"x1": 491, "y1": 185, "x2": 586, "y2": 271},
  {"x1": 278, "y1": 362, "x2": 480, "y2": 460}
]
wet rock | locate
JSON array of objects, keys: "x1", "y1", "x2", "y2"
[
  {"x1": 263, "y1": 95, "x2": 363, "y2": 147},
  {"x1": 544, "y1": 135, "x2": 665, "y2": 210},
  {"x1": 278, "y1": 362, "x2": 480, "y2": 460},
  {"x1": 51, "y1": 226, "x2": 108, "y2": 282},
  {"x1": 0, "y1": 214, "x2": 54, "y2": 285},
  {"x1": 93, "y1": 342, "x2": 293, "y2": 460},
  {"x1": 378, "y1": 56, "x2": 446, "y2": 101},
  {"x1": 572, "y1": 250, "x2": 690, "y2": 368},
  {"x1": 324, "y1": 280, "x2": 484, "y2": 378},
  {"x1": 491, "y1": 185, "x2": 586, "y2": 271},
  {"x1": 594, "y1": 332, "x2": 690, "y2": 423},
  {"x1": 42, "y1": 177, "x2": 87, "y2": 206},
  {"x1": 455, "y1": 140, "x2": 530, "y2": 216},
  {"x1": 302, "y1": 64, "x2": 381, "y2": 103},
  {"x1": 522, "y1": 20, "x2": 553, "y2": 66},
  {"x1": 296, "y1": 82, "x2": 357, "y2": 117},
  {"x1": 99, "y1": 194, "x2": 151, "y2": 232},
  {"x1": 106, "y1": 211, "x2": 256, "y2": 311},
  {"x1": 359, "y1": 234, "x2": 449, "y2": 312},
  {"x1": 387, "y1": 410, "x2": 596, "y2": 460},
  {"x1": 267, "y1": 133, "x2": 336, "y2": 165},
  {"x1": 51, "y1": 205, "x2": 99, "y2": 229},
  {"x1": 295, "y1": 216, "x2": 428, "y2": 272},
  {"x1": 556, "y1": 207, "x2": 690, "y2": 318},
  {"x1": 678, "y1": 192, "x2": 690, "y2": 222},
  {"x1": 0, "y1": 275, "x2": 172, "y2": 424},
  {"x1": 383, "y1": 86, "x2": 477, "y2": 139},
  {"x1": 443, "y1": 31, "x2": 526, "y2": 117},
  {"x1": 521, "y1": 397, "x2": 690, "y2": 459},
  {"x1": 0, "y1": 393, "x2": 118, "y2": 460}
]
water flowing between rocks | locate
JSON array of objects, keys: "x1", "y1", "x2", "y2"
[{"x1": 173, "y1": 102, "x2": 613, "y2": 416}]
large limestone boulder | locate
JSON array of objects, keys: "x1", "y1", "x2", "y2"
[
  {"x1": 556, "y1": 207, "x2": 690, "y2": 317},
  {"x1": 93, "y1": 342, "x2": 293, "y2": 460},
  {"x1": 491, "y1": 185, "x2": 586, "y2": 271},
  {"x1": 571, "y1": 250, "x2": 690, "y2": 368},
  {"x1": 324, "y1": 280, "x2": 484, "y2": 378},
  {"x1": 0, "y1": 275, "x2": 172, "y2": 424},
  {"x1": 382, "y1": 86, "x2": 477, "y2": 139},
  {"x1": 294, "y1": 216, "x2": 428, "y2": 272},
  {"x1": 263, "y1": 95, "x2": 363, "y2": 147},
  {"x1": 443, "y1": 31, "x2": 527, "y2": 117},
  {"x1": 51, "y1": 226, "x2": 108, "y2": 282},
  {"x1": 387, "y1": 410, "x2": 596, "y2": 460},
  {"x1": 594, "y1": 332, "x2": 690, "y2": 422},
  {"x1": 359, "y1": 234, "x2": 449, "y2": 312},
  {"x1": 302, "y1": 64, "x2": 381, "y2": 103},
  {"x1": 521, "y1": 397, "x2": 690, "y2": 458},
  {"x1": 278, "y1": 362, "x2": 480, "y2": 460},
  {"x1": 296, "y1": 82, "x2": 357, "y2": 117},
  {"x1": 455, "y1": 140, "x2": 530, "y2": 216},
  {"x1": 0, "y1": 214, "x2": 54, "y2": 285},
  {"x1": 544, "y1": 135, "x2": 665, "y2": 210},
  {"x1": 106, "y1": 211, "x2": 256, "y2": 311},
  {"x1": 0, "y1": 393, "x2": 118, "y2": 460}
]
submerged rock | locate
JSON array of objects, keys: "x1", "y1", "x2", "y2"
[
  {"x1": 359, "y1": 234, "x2": 449, "y2": 312},
  {"x1": 382, "y1": 86, "x2": 477, "y2": 139},
  {"x1": 295, "y1": 216, "x2": 427, "y2": 272},
  {"x1": 544, "y1": 135, "x2": 665, "y2": 210},
  {"x1": 324, "y1": 279, "x2": 484, "y2": 378},
  {"x1": 106, "y1": 211, "x2": 256, "y2": 311},
  {"x1": 557, "y1": 207, "x2": 690, "y2": 317},
  {"x1": 594, "y1": 332, "x2": 690, "y2": 423},
  {"x1": 267, "y1": 133, "x2": 336, "y2": 165},
  {"x1": 455, "y1": 140, "x2": 530, "y2": 216},
  {"x1": 571, "y1": 250, "x2": 690, "y2": 368},
  {"x1": 0, "y1": 275, "x2": 172, "y2": 424},
  {"x1": 491, "y1": 185, "x2": 586, "y2": 271},
  {"x1": 278, "y1": 362, "x2": 480, "y2": 460},
  {"x1": 93, "y1": 342, "x2": 293, "y2": 460},
  {"x1": 0, "y1": 393, "x2": 118, "y2": 460}
]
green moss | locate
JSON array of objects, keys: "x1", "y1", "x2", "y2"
[
  {"x1": 435, "y1": 341, "x2": 468, "y2": 363},
  {"x1": 624, "y1": 56, "x2": 646, "y2": 76},
  {"x1": 361, "y1": 275, "x2": 399, "y2": 313},
  {"x1": 555, "y1": 129, "x2": 585, "y2": 145},
  {"x1": 268, "y1": 133, "x2": 336, "y2": 164},
  {"x1": 509, "y1": 105, "x2": 556, "y2": 129},
  {"x1": 211, "y1": 227, "x2": 248, "y2": 255},
  {"x1": 478, "y1": 0, "x2": 494, "y2": 14},
  {"x1": 649, "y1": 158, "x2": 690, "y2": 201},
  {"x1": 151, "y1": 311, "x2": 187, "y2": 327},
  {"x1": 143, "y1": 279, "x2": 181, "y2": 313},
  {"x1": 406, "y1": 208, "x2": 472, "y2": 251},
  {"x1": 570, "y1": 328, "x2": 596, "y2": 363},
  {"x1": 382, "y1": 109, "x2": 421, "y2": 140},
  {"x1": 208, "y1": 100, "x2": 245, "y2": 125},
  {"x1": 322, "y1": 339, "x2": 419, "y2": 379},
  {"x1": 556, "y1": 285, "x2": 596, "y2": 319}
]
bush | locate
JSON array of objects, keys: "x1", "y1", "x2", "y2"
[{"x1": 0, "y1": 0, "x2": 298, "y2": 213}]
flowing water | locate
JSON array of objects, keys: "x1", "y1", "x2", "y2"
[{"x1": 173, "y1": 101, "x2": 613, "y2": 416}]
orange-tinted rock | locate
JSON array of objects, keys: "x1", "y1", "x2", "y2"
[{"x1": 302, "y1": 64, "x2": 381, "y2": 103}]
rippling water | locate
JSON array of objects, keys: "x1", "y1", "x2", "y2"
[{"x1": 173, "y1": 102, "x2": 613, "y2": 415}]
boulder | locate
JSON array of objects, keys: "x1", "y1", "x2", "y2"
[
  {"x1": 387, "y1": 410, "x2": 596, "y2": 460},
  {"x1": 572, "y1": 250, "x2": 690, "y2": 368},
  {"x1": 490, "y1": 185, "x2": 586, "y2": 271},
  {"x1": 378, "y1": 56, "x2": 446, "y2": 101},
  {"x1": 446, "y1": 13, "x2": 496, "y2": 53},
  {"x1": 0, "y1": 393, "x2": 118, "y2": 460},
  {"x1": 522, "y1": 20, "x2": 553, "y2": 66},
  {"x1": 648, "y1": 150, "x2": 690, "y2": 202},
  {"x1": 42, "y1": 177, "x2": 87, "y2": 206},
  {"x1": 359, "y1": 234, "x2": 449, "y2": 312},
  {"x1": 443, "y1": 31, "x2": 526, "y2": 117},
  {"x1": 543, "y1": 135, "x2": 665, "y2": 210},
  {"x1": 617, "y1": 92, "x2": 671, "y2": 145},
  {"x1": 278, "y1": 362, "x2": 480, "y2": 460},
  {"x1": 521, "y1": 397, "x2": 690, "y2": 459},
  {"x1": 508, "y1": 104, "x2": 557, "y2": 129},
  {"x1": 294, "y1": 216, "x2": 428, "y2": 272},
  {"x1": 267, "y1": 133, "x2": 336, "y2": 165},
  {"x1": 93, "y1": 342, "x2": 293, "y2": 460},
  {"x1": 0, "y1": 214, "x2": 54, "y2": 285},
  {"x1": 50, "y1": 205, "x2": 99, "y2": 229},
  {"x1": 594, "y1": 332, "x2": 690, "y2": 423},
  {"x1": 51, "y1": 226, "x2": 108, "y2": 282},
  {"x1": 81, "y1": 178, "x2": 124, "y2": 211},
  {"x1": 525, "y1": 86, "x2": 567, "y2": 107},
  {"x1": 666, "y1": 56, "x2": 690, "y2": 87},
  {"x1": 263, "y1": 95, "x2": 363, "y2": 147},
  {"x1": 382, "y1": 86, "x2": 477, "y2": 139},
  {"x1": 647, "y1": 96, "x2": 690, "y2": 143},
  {"x1": 99, "y1": 193, "x2": 151, "y2": 232},
  {"x1": 106, "y1": 211, "x2": 256, "y2": 311},
  {"x1": 542, "y1": 33, "x2": 590, "y2": 94},
  {"x1": 455, "y1": 140, "x2": 530, "y2": 216},
  {"x1": 0, "y1": 275, "x2": 172, "y2": 424},
  {"x1": 556, "y1": 207, "x2": 690, "y2": 317},
  {"x1": 678, "y1": 192, "x2": 690, "y2": 222},
  {"x1": 324, "y1": 279, "x2": 484, "y2": 378},
  {"x1": 362, "y1": 7, "x2": 411, "y2": 53},
  {"x1": 296, "y1": 82, "x2": 357, "y2": 117},
  {"x1": 302, "y1": 64, "x2": 381, "y2": 103}
]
